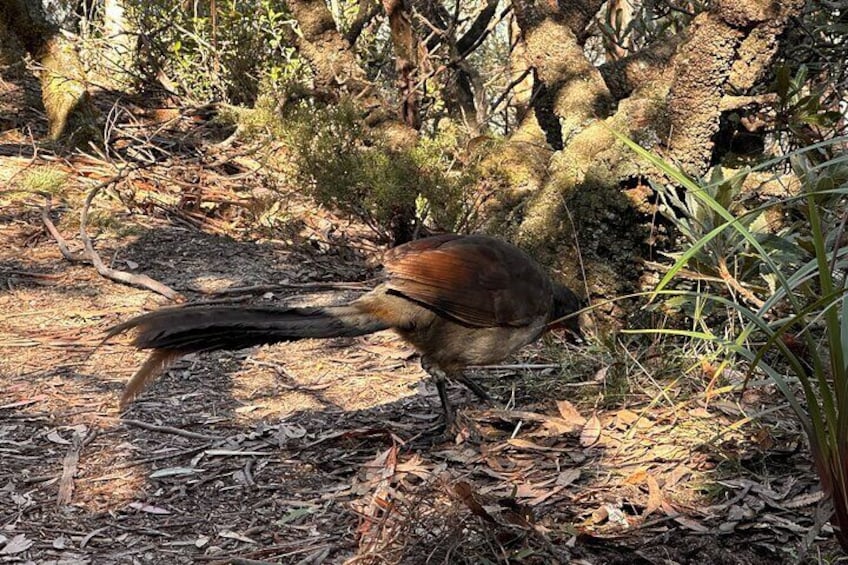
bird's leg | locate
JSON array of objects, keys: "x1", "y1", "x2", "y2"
[
  {"x1": 453, "y1": 372, "x2": 492, "y2": 404},
  {"x1": 421, "y1": 357, "x2": 455, "y2": 430}
]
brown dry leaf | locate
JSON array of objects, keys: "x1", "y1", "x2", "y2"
[
  {"x1": 663, "y1": 501, "x2": 710, "y2": 533},
  {"x1": 666, "y1": 465, "x2": 693, "y2": 488},
  {"x1": 589, "y1": 504, "x2": 609, "y2": 525},
  {"x1": 539, "y1": 416, "x2": 583, "y2": 436},
  {"x1": 783, "y1": 490, "x2": 826, "y2": 509},
  {"x1": 219, "y1": 530, "x2": 257, "y2": 544},
  {"x1": 753, "y1": 426, "x2": 775, "y2": 450},
  {"x1": 556, "y1": 400, "x2": 587, "y2": 426},
  {"x1": 624, "y1": 469, "x2": 648, "y2": 485},
  {"x1": 613, "y1": 409, "x2": 639, "y2": 428},
  {"x1": 395, "y1": 454, "x2": 434, "y2": 480},
  {"x1": 644, "y1": 473, "x2": 663, "y2": 517},
  {"x1": 580, "y1": 414, "x2": 601, "y2": 447},
  {"x1": 592, "y1": 365, "x2": 609, "y2": 383},
  {"x1": 688, "y1": 407, "x2": 713, "y2": 419},
  {"x1": 556, "y1": 468, "x2": 581, "y2": 487},
  {"x1": 674, "y1": 515, "x2": 711, "y2": 533},
  {"x1": 454, "y1": 481, "x2": 496, "y2": 524},
  {"x1": 526, "y1": 485, "x2": 566, "y2": 506}
]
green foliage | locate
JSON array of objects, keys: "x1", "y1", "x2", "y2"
[
  {"x1": 774, "y1": 65, "x2": 844, "y2": 146},
  {"x1": 133, "y1": 0, "x2": 306, "y2": 104},
  {"x1": 283, "y1": 102, "x2": 485, "y2": 241},
  {"x1": 650, "y1": 166, "x2": 810, "y2": 315},
  {"x1": 617, "y1": 130, "x2": 848, "y2": 551}
]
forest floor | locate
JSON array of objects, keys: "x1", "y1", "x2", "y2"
[{"x1": 0, "y1": 82, "x2": 841, "y2": 564}]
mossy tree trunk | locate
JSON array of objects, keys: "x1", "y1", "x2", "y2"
[
  {"x1": 483, "y1": 0, "x2": 805, "y2": 303},
  {"x1": 0, "y1": 0, "x2": 98, "y2": 143}
]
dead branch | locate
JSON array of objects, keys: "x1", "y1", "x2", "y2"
[
  {"x1": 79, "y1": 174, "x2": 181, "y2": 300},
  {"x1": 40, "y1": 192, "x2": 86, "y2": 262}
]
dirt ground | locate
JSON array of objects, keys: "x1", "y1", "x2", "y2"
[{"x1": 0, "y1": 82, "x2": 842, "y2": 564}]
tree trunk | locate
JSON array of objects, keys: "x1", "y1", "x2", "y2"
[
  {"x1": 382, "y1": 0, "x2": 419, "y2": 129},
  {"x1": 101, "y1": 0, "x2": 136, "y2": 89},
  {"x1": 0, "y1": 0, "x2": 98, "y2": 143},
  {"x1": 485, "y1": 0, "x2": 805, "y2": 303}
]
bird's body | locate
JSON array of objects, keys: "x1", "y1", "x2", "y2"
[{"x1": 109, "y1": 234, "x2": 581, "y2": 426}]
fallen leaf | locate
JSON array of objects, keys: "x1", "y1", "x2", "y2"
[
  {"x1": 580, "y1": 414, "x2": 601, "y2": 447},
  {"x1": 46, "y1": 430, "x2": 71, "y2": 445},
  {"x1": 219, "y1": 530, "x2": 257, "y2": 544},
  {"x1": 195, "y1": 535, "x2": 210, "y2": 548},
  {"x1": 666, "y1": 465, "x2": 693, "y2": 488},
  {"x1": 454, "y1": 482, "x2": 496, "y2": 523},
  {"x1": 150, "y1": 467, "x2": 204, "y2": 478},
  {"x1": 592, "y1": 365, "x2": 609, "y2": 382},
  {"x1": 688, "y1": 407, "x2": 713, "y2": 419},
  {"x1": 1, "y1": 534, "x2": 33, "y2": 555},
  {"x1": 645, "y1": 473, "x2": 663, "y2": 517},
  {"x1": 507, "y1": 438, "x2": 564, "y2": 452},
  {"x1": 590, "y1": 505, "x2": 609, "y2": 524},
  {"x1": 556, "y1": 468, "x2": 581, "y2": 487},
  {"x1": 128, "y1": 502, "x2": 171, "y2": 515},
  {"x1": 556, "y1": 400, "x2": 587, "y2": 426},
  {"x1": 614, "y1": 409, "x2": 639, "y2": 427},
  {"x1": 276, "y1": 507, "x2": 316, "y2": 524},
  {"x1": 673, "y1": 514, "x2": 710, "y2": 533},
  {"x1": 204, "y1": 449, "x2": 271, "y2": 457},
  {"x1": 624, "y1": 469, "x2": 648, "y2": 485},
  {"x1": 783, "y1": 490, "x2": 826, "y2": 509},
  {"x1": 527, "y1": 485, "x2": 566, "y2": 506}
]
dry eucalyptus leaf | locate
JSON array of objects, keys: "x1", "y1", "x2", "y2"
[
  {"x1": 556, "y1": 400, "x2": 587, "y2": 426},
  {"x1": 0, "y1": 534, "x2": 33, "y2": 555},
  {"x1": 580, "y1": 415, "x2": 601, "y2": 447},
  {"x1": 128, "y1": 502, "x2": 171, "y2": 515},
  {"x1": 219, "y1": 530, "x2": 257, "y2": 544}
]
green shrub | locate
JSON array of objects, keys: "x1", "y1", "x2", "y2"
[
  {"x1": 283, "y1": 101, "x2": 485, "y2": 242},
  {"x1": 133, "y1": 0, "x2": 306, "y2": 104}
]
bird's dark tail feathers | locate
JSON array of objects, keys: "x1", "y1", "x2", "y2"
[{"x1": 107, "y1": 303, "x2": 389, "y2": 409}]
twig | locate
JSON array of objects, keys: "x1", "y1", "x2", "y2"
[
  {"x1": 473, "y1": 363, "x2": 559, "y2": 370},
  {"x1": 121, "y1": 418, "x2": 222, "y2": 441},
  {"x1": 79, "y1": 173, "x2": 181, "y2": 300},
  {"x1": 57, "y1": 428, "x2": 97, "y2": 506},
  {"x1": 717, "y1": 258, "x2": 765, "y2": 309},
  {"x1": 57, "y1": 432, "x2": 82, "y2": 506},
  {"x1": 4, "y1": 270, "x2": 63, "y2": 279},
  {"x1": 183, "y1": 281, "x2": 373, "y2": 296},
  {"x1": 40, "y1": 192, "x2": 86, "y2": 262},
  {"x1": 113, "y1": 445, "x2": 211, "y2": 470}
]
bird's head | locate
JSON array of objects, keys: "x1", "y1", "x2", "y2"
[{"x1": 549, "y1": 283, "x2": 584, "y2": 342}]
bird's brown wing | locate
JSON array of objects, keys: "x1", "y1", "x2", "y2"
[{"x1": 383, "y1": 234, "x2": 553, "y2": 327}]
